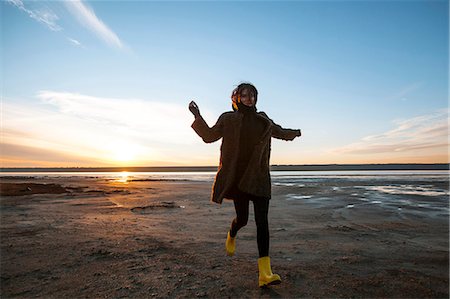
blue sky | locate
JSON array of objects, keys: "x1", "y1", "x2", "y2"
[{"x1": 1, "y1": 0, "x2": 448, "y2": 167}]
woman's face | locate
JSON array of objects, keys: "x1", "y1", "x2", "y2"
[{"x1": 240, "y1": 88, "x2": 256, "y2": 107}]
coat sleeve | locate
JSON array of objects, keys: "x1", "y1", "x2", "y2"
[
  {"x1": 191, "y1": 113, "x2": 225, "y2": 143},
  {"x1": 260, "y1": 112, "x2": 300, "y2": 141}
]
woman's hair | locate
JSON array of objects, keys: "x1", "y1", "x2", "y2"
[{"x1": 231, "y1": 82, "x2": 258, "y2": 111}]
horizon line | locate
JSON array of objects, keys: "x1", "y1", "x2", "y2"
[{"x1": 1, "y1": 163, "x2": 449, "y2": 172}]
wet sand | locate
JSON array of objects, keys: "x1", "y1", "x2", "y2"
[{"x1": 1, "y1": 176, "x2": 448, "y2": 298}]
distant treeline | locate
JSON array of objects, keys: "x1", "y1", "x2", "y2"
[{"x1": 1, "y1": 164, "x2": 449, "y2": 172}]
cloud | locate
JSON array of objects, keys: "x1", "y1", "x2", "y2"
[
  {"x1": 67, "y1": 37, "x2": 82, "y2": 47},
  {"x1": 332, "y1": 108, "x2": 449, "y2": 155},
  {"x1": 6, "y1": 0, "x2": 62, "y2": 31},
  {"x1": 6, "y1": 0, "x2": 126, "y2": 50},
  {"x1": 2, "y1": 91, "x2": 201, "y2": 166},
  {"x1": 64, "y1": 0, "x2": 125, "y2": 50},
  {"x1": 36, "y1": 91, "x2": 192, "y2": 139},
  {"x1": 386, "y1": 82, "x2": 424, "y2": 102}
]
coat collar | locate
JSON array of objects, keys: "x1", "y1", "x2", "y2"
[{"x1": 232, "y1": 111, "x2": 272, "y2": 142}]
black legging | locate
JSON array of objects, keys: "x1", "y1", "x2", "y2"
[{"x1": 229, "y1": 197, "x2": 270, "y2": 257}]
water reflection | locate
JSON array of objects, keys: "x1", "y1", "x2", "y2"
[{"x1": 116, "y1": 171, "x2": 130, "y2": 183}]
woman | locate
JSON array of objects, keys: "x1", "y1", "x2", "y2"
[{"x1": 188, "y1": 83, "x2": 301, "y2": 288}]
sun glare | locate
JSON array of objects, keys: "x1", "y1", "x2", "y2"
[
  {"x1": 117, "y1": 171, "x2": 130, "y2": 183},
  {"x1": 110, "y1": 143, "x2": 139, "y2": 163}
]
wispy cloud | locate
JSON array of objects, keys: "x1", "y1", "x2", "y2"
[
  {"x1": 64, "y1": 0, "x2": 125, "y2": 50},
  {"x1": 6, "y1": 0, "x2": 126, "y2": 50},
  {"x1": 332, "y1": 109, "x2": 449, "y2": 156},
  {"x1": 67, "y1": 37, "x2": 82, "y2": 47},
  {"x1": 6, "y1": 0, "x2": 62, "y2": 31},
  {"x1": 386, "y1": 82, "x2": 424, "y2": 102},
  {"x1": 1, "y1": 92, "x2": 204, "y2": 166},
  {"x1": 36, "y1": 91, "x2": 191, "y2": 139}
]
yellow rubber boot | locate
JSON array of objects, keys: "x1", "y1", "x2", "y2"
[
  {"x1": 225, "y1": 231, "x2": 235, "y2": 256},
  {"x1": 258, "y1": 256, "x2": 281, "y2": 288}
]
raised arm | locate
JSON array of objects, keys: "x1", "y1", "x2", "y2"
[
  {"x1": 189, "y1": 101, "x2": 224, "y2": 143},
  {"x1": 260, "y1": 112, "x2": 301, "y2": 141}
]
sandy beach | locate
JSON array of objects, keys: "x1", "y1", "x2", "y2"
[{"x1": 1, "y1": 174, "x2": 448, "y2": 298}]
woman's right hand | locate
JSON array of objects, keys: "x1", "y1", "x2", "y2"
[{"x1": 189, "y1": 101, "x2": 201, "y2": 118}]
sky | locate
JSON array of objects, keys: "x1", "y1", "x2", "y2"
[{"x1": 1, "y1": 0, "x2": 449, "y2": 167}]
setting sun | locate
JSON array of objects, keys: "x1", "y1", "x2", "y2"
[{"x1": 111, "y1": 143, "x2": 139, "y2": 163}]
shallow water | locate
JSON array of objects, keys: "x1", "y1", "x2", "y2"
[
  {"x1": 2, "y1": 170, "x2": 449, "y2": 217},
  {"x1": 274, "y1": 171, "x2": 449, "y2": 220}
]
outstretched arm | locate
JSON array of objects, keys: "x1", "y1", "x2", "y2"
[
  {"x1": 261, "y1": 112, "x2": 301, "y2": 141},
  {"x1": 273, "y1": 125, "x2": 301, "y2": 141},
  {"x1": 189, "y1": 101, "x2": 223, "y2": 143}
]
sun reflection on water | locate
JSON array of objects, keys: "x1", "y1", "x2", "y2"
[{"x1": 116, "y1": 171, "x2": 130, "y2": 183}]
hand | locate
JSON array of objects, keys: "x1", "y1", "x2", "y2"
[
  {"x1": 189, "y1": 101, "x2": 200, "y2": 118},
  {"x1": 297, "y1": 129, "x2": 302, "y2": 137}
]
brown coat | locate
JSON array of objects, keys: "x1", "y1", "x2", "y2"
[{"x1": 191, "y1": 111, "x2": 299, "y2": 204}]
